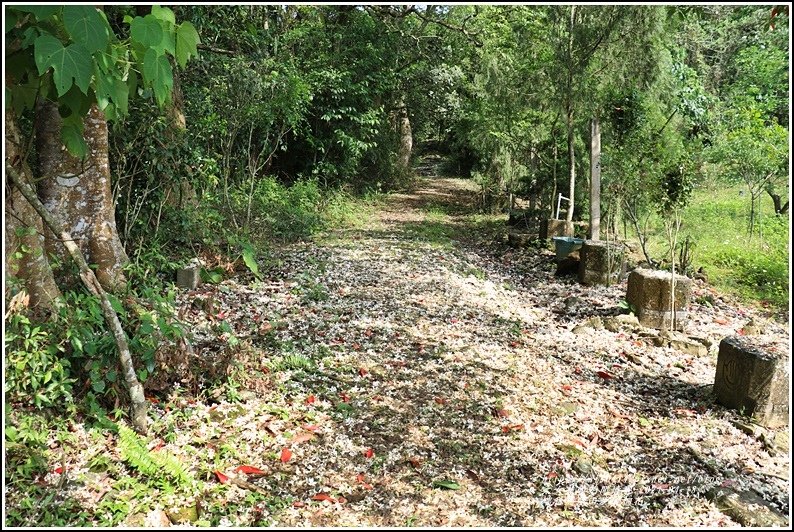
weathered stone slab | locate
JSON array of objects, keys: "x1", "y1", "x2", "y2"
[
  {"x1": 625, "y1": 268, "x2": 692, "y2": 331},
  {"x1": 714, "y1": 335, "x2": 789, "y2": 428},
  {"x1": 176, "y1": 263, "x2": 202, "y2": 289},
  {"x1": 706, "y1": 485, "x2": 789, "y2": 527},
  {"x1": 540, "y1": 219, "x2": 573, "y2": 240},
  {"x1": 578, "y1": 240, "x2": 625, "y2": 286}
]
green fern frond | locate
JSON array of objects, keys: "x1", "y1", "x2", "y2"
[
  {"x1": 266, "y1": 354, "x2": 314, "y2": 372},
  {"x1": 118, "y1": 423, "x2": 193, "y2": 489}
]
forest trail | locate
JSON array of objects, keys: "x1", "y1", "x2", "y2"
[
  {"x1": 163, "y1": 157, "x2": 788, "y2": 526},
  {"x1": 29, "y1": 159, "x2": 789, "y2": 528}
]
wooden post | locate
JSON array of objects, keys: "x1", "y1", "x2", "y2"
[{"x1": 589, "y1": 117, "x2": 601, "y2": 241}]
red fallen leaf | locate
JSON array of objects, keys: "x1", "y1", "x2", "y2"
[
  {"x1": 450, "y1": 318, "x2": 459, "y2": 323},
  {"x1": 337, "y1": 497, "x2": 346, "y2": 504},
  {"x1": 311, "y1": 494, "x2": 336, "y2": 503},
  {"x1": 215, "y1": 470, "x2": 230, "y2": 484},
  {"x1": 357, "y1": 474, "x2": 373, "y2": 490},
  {"x1": 359, "y1": 368, "x2": 367, "y2": 376},
  {"x1": 293, "y1": 501, "x2": 306, "y2": 508},
  {"x1": 209, "y1": 405, "x2": 218, "y2": 411},
  {"x1": 617, "y1": 333, "x2": 626, "y2": 339},
  {"x1": 235, "y1": 465, "x2": 267, "y2": 475},
  {"x1": 153, "y1": 440, "x2": 164, "y2": 451},
  {"x1": 469, "y1": 313, "x2": 477, "y2": 319},
  {"x1": 613, "y1": 364, "x2": 623, "y2": 370},
  {"x1": 341, "y1": 392, "x2": 351, "y2": 403},
  {"x1": 306, "y1": 395, "x2": 315, "y2": 405},
  {"x1": 53, "y1": 466, "x2": 68, "y2": 474},
  {"x1": 434, "y1": 397, "x2": 448, "y2": 405},
  {"x1": 560, "y1": 385, "x2": 572, "y2": 392},
  {"x1": 409, "y1": 457, "x2": 422, "y2": 469},
  {"x1": 289, "y1": 433, "x2": 315, "y2": 444},
  {"x1": 395, "y1": 332, "x2": 401, "y2": 337},
  {"x1": 574, "y1": 367, "x2": 583, "y2": 375},
  {"x1": 569, "y1": 437, "x2": 588, "y2": 449},
  {"x1": 280, "y1": 448, "x2": 293, "y2": 463},
  {"x1": 510, "y1": 341, "x2": 519, "y2": 348},
  {"x1": 371, "y1": 395, "x2": 383, "y2": 402},
  {"x1": 302, "y1": 424, "x2": 321, "y2": 432},
  {"x1": 353, "y1": 342, "x2": 360, "y2": 350},
  {"x1": 631, "y1": 340, "x2": 643, "y2": 347},
  {"x1": 737, "y1": 329, "x2": 746, "y2": 335},
  {"x1": 713, "y1": 318, "x2": 728, "y2": 325},
  {"x1": 596, "y1": 371, "x2": 613, "y2": 380},
  {"x1": 438, "y1": 256, "x2": 445, "y2": 261},
  {"x1": 502, "y1": 424, "x2": 524, "y2": 433},
  {"x1": 495, "y1": 408, "x2": 509, "y2": 417},
  {"x1": 547, "y1": 471, "x2": 559, "y2": 479},
  {"x1": 365, "y1": 448, "x2": 375, "y2": 459},
  {"x1": 364, "y1": 329, "x2": 373, "y2": 337}
]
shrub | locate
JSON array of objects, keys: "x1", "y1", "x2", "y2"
[{"x1": 4, "y1": 312, "x2": 74, "y2": 409}]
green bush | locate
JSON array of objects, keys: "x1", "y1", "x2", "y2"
[{"x1": 4, "y1": 313, "x2": 74, "y2": 409}]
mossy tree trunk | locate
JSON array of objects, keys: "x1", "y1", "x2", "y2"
[
  {"x1": 4, "y1": 102, "x2": 62, "y2": 312},
  {"x1": 36, "y1": 101, "x2": 129, "y2": 293}
]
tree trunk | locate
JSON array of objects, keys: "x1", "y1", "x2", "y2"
[
  {"x1": 395, "y1": 100, "x2": 413, "y2": 169},
  {"x1": 565, "y1": 5, "x2": 576, "y2": 224},
  {"x1": 589, "y1": 117, "x2": 601, "y2": 240},
  {"x1": 767, "y1": 190, "x2": 789, "y2": 215},
  {"x1": 7, "y1": 164, "x2": 149, "y2": 434},
  {"x1": 5, "y1": 104, "x2": 62, "y2": 311},
  {"x1": 566, "y1": 103, "x2": 575, "y2": 223},
  {"x1": 36, "y1": 101, "x2": 129, "y2": 293}
]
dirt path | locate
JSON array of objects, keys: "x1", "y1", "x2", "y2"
[
  {"x1": 13, "y1": 165, "x2": 789, "y2": 527},
  {"x1": 186, "y1": 166, "x2": 789, "y2": 526}
]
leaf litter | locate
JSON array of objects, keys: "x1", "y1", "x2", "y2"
[{"x1": 12, "y1": 175, "x2": 790, "y2": 528}]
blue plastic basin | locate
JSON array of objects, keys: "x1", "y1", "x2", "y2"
[{"x1": 551, "y1": 236, "x2": 584, "y2": 261}]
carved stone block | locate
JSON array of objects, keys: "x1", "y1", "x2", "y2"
[{"x1": 714, "y1": 335, "x2": 789, "y2": 428}]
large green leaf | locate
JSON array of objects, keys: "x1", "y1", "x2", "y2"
[
  {"x1": 241, "y1": 245, "x2": 261, "y2": 279},
  {"x1": 34, "y1": 35, "x2": 93, "y2": 96},
  {"x1": 175, "y1": 22, "x2": 200, "y2": 69},
  {"x1": 142, "y1": 48, "x2": 173, "y2": 106},
  {"x1": 92, "y1": 62, "x2": 115, "y2": 110},
  {"x1": 150, "y1": 5, "x2": 176, "y2": 25},
  {"x1": 432, "y1": 480, "x2": 461, "y2": 490},
  {"x1": 60, "y1": 116, "x2": 87, "y2": 159},
  {"x1": 130, "y1": 15, "x2": 164, "y2": 49},
  {"x1": 63, "y1": 5, "x2": 109, "y2": 53}
]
